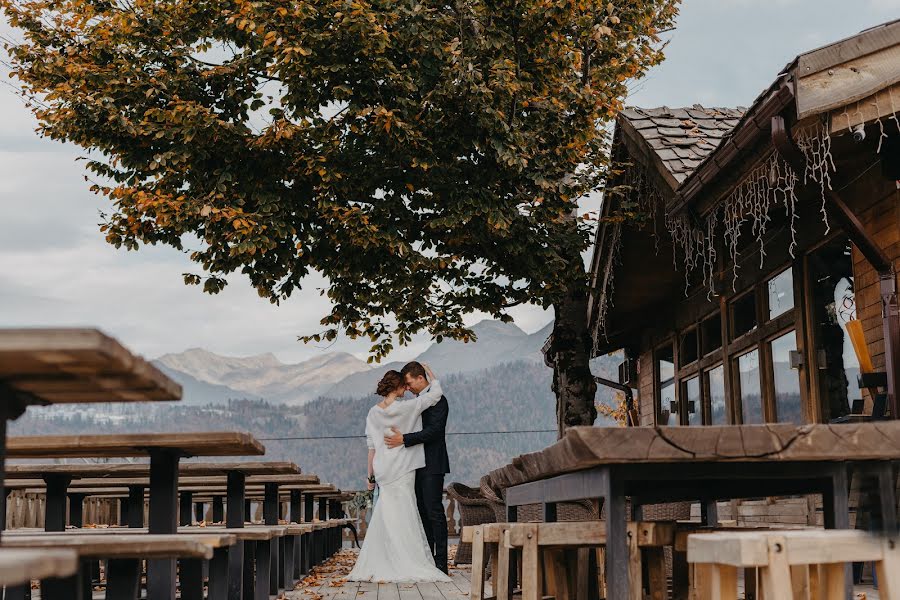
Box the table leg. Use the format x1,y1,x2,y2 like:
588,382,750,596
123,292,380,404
213,495,225,523
42,571,84,600
194,501,205,524
119,497,129,526
264,482,281,594
318,497,327,521
876,462,899,538
700,499,719,526
228,541,244,600
823,464,852,600
147,448,181,600
209,546,230,599
282,536,293,589
305,494,315,522
601,470,629,600
180,558,205,600
42,474,72,532
68,492,86,527
243,541,256,599
106,558,141,600
5,584,28,600
180,490,194,526
270,538,280,595
127,485,144,528
255,539,272,600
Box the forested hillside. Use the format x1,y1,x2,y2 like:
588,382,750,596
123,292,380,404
12,360,617,488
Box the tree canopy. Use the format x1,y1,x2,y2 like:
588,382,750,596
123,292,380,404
4,0,676,364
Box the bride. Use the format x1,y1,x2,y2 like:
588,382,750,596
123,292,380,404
348,364,451,583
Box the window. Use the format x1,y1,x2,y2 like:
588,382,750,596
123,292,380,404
737,350,763,424
771,331,802,423
731,292,757,339
707,365,727,425
680,329,699,365
767,268,795,319
684,376,702,425
701,313,722,355
656,345,677,426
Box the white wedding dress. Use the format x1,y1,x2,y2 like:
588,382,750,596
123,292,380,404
348,380,452,583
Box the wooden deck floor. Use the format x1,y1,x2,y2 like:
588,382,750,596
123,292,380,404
287,547,880,600
286,548,480,600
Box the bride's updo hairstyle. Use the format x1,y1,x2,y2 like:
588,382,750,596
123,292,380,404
376,370,404,397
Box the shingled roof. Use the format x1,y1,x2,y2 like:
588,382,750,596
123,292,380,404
618,105,745,188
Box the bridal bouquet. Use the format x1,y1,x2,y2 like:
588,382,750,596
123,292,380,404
348,489,375,513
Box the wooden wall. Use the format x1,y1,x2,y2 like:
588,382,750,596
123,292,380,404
850,186,900,384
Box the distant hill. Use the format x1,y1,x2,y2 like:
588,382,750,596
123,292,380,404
322,320,553,399
155,348,370,405
12,359,619,489
154,319,555,405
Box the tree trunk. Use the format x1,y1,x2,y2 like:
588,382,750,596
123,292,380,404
551,281,598,439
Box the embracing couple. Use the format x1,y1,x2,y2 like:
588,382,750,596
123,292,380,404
348,361,451,583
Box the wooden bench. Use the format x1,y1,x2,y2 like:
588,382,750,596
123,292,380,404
1,532,235,600
0,548,79,598
687,529,900,600
467,521,674,600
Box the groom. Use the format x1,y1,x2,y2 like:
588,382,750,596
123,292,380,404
384,360,450,574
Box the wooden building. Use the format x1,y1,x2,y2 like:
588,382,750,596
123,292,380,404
589,20,900,440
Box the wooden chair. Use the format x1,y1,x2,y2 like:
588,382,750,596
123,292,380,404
687,529,900,600
488,520,674,600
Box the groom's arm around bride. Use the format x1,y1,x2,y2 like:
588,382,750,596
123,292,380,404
384,361,450,574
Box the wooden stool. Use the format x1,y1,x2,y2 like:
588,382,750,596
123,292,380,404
463,523,513,600
687,529,900,600
498,521,674,600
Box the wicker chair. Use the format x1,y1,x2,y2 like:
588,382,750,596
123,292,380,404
478,476,599,522
446,482,496,565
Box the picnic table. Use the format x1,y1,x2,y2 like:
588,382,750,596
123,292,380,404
490,423,900,600
7,432,264,599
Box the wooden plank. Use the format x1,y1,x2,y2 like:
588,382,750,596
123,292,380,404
830,82,900,134
6,432,265,458
0,533,229,559
416,582,447,600
0,548,79,586
487,423,900,491
0,328,181,403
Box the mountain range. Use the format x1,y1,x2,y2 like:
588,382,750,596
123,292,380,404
154,320,554,405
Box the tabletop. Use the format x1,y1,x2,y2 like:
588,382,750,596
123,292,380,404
0,328,181,404
6,432,266,459
4,461,301,480
0,548,78,586
487,423,900,491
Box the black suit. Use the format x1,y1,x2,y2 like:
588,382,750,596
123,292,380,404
403,394,449,573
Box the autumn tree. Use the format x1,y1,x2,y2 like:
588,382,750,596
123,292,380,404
3,0,677,434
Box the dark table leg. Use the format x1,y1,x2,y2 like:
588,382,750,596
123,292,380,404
304,494,315,523
264,482,281,595
875,462,899,537
822,464,852,600
42,570,84,600
243,541,256,600
127,485,144,528
226,471,246,600
5,584,28,600
179,558,205,600
106,558,141,600
213,495,225,523
700,499,719,526
318,497,327,521
119,497,129,526
208,546,230,599
255,539,272,600
42,474,72,532
283,536,294,588
180,490,194,526
601,468,629,600
68,492,86,528
146,448,181,600
194,501,205,524
245,499,252,523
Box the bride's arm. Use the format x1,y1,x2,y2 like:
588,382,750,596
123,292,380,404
412,365,443,414
365,418,376,490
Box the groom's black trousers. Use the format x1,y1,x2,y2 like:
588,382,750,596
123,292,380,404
415,469,448,573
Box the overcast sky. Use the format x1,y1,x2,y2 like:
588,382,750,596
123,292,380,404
1,0,898,364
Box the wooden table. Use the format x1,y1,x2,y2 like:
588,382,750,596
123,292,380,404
0,547,79,597
490,423,900,600
2,532,235,600
0,329,181,541
8,432,264,599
